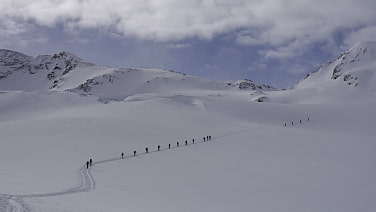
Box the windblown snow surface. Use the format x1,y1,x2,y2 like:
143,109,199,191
0,42,375,212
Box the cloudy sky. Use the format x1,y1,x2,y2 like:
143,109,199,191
1,0,376,88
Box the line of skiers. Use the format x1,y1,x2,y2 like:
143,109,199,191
84,117,311,170
284,117,310,127
86,135,213,168
119,135,212,158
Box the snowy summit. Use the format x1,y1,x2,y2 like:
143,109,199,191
298,41,376,91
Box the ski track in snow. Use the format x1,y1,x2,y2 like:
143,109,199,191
0,126,268,212
0,165,97,211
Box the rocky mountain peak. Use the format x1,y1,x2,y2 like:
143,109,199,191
297,41,376,91
227,79,276,91
0,50,92,91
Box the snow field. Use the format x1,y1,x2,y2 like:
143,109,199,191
1,90,375,211
32,124,376,212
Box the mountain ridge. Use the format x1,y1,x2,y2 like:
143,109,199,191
0,49,276,102
1,41,375,104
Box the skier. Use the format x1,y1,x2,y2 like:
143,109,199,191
133,150,137,156
86,161,89,169
121,152,124,159
158,145,161,151
146,147,149,153
89,159,93,166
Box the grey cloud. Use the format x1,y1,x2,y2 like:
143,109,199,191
1,0,376,59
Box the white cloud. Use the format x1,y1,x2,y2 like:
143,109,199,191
1,0,376,58
343,25,376,48
168,43,192,49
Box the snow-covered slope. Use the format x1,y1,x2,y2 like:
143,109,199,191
297,41,376,91
0,82,375,212
67,68,233,102
263,41,376,104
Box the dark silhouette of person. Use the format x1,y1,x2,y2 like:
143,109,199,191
308,117,310,121
89,159,93,166
192,139,195,144
169,143,171,149
284,123,287,127
300,120,302,123
146,147,148,153
292,121,294,125
177,141,179,147
121,152,124,159
158,145,161,151
203,137,206,142
86,161,89,169
209,136,211,140
134,150,137,156
185,140,188,145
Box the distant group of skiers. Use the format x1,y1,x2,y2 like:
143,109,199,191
284,117,310,127
203,135,212,141
86,158,93,169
